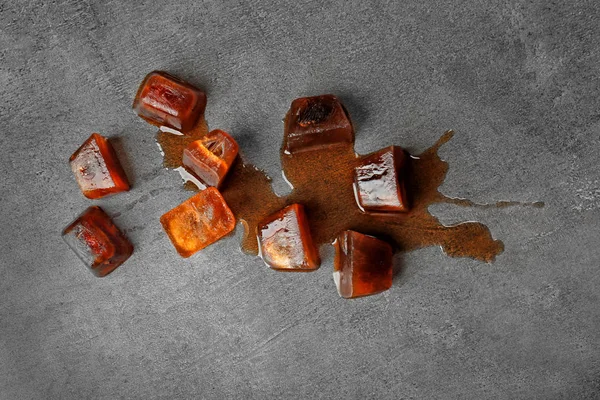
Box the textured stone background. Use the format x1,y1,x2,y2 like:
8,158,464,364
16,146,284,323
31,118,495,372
1,1,599,399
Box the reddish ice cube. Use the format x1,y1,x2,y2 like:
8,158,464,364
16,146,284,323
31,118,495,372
257,204,320,271
182,129,239,188
62,206,133,277
160,188,236,258
333,230,393,298
132,71,207,133
69,133,130,199
353,146,409,213
283,94,353,154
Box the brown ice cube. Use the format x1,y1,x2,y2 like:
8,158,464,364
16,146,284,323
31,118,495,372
283,94,353,154
132,71,207,133
160,188,235,258
62,206,133,277
69,133,130,199
333,230,393,298
182,129,239,188
257,204,320,271
353,146,409,213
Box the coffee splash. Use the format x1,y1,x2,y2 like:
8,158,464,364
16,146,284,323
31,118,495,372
156,118,542,263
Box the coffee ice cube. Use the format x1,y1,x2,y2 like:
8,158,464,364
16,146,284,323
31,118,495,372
182,129,239,188
257,204,320,271
283,94,353,154
133,71,207,133
353,146,409,212
160,188,235,258
69,133,130,199
62,206,133,277
333,230,393,299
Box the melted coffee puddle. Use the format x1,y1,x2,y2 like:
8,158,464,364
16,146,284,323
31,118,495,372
157,119,542,263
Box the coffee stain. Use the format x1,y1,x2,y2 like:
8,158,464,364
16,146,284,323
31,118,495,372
156,118,542,263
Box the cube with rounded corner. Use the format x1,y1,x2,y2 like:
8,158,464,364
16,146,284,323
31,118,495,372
283,94,353,154
257,204,320,271
69,133,130,199
62,206,133,277
160,188,236,257
333,230,393,298
182,129,239,188
133,71,207,133
354,146,409,213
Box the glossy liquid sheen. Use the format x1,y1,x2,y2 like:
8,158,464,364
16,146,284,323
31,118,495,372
157,119,543,263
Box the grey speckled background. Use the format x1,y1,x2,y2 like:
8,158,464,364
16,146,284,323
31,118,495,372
1,1,599,399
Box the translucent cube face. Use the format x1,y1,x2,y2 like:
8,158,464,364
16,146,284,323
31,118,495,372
160,188,236,258
62,206,133,277
333,230,393,299
182,129,239,188
257,204,320,271
353,146,409,213
132,71,207,133
283,94,353,154
69,133,130,199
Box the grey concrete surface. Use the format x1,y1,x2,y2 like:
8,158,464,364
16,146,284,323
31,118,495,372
1,0,599,399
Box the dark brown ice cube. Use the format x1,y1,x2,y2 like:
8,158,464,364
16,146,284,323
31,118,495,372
257,204,320,271
354,146,409,213
283,95,353,154
333,230,393,298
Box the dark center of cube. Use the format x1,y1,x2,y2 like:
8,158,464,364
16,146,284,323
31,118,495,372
297,100,334,127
